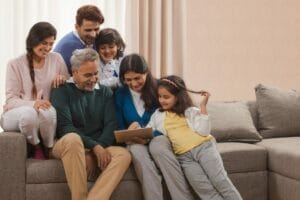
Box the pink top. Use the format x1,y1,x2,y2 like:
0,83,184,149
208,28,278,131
3,52,69,112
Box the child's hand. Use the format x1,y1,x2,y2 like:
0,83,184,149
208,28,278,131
199,90,210,106
199,90,210,115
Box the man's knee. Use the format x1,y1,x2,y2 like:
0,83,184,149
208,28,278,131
119,147,132,163
110,146,132,164
60,133,84,152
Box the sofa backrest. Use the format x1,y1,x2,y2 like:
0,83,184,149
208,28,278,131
254,84,300,138
207,101,262,143
245,101,259,130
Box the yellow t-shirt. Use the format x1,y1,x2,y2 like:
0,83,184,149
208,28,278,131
164,111,213,155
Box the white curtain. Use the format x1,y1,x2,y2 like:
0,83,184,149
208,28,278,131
0,0,187,132
124,0,187,78
0,0,126,116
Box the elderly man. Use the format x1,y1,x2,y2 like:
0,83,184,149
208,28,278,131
54,5,104,74
50,48,131,200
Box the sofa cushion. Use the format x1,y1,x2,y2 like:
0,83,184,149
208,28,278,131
217,142,267,173
255,84,300,138
257,137,300,180
268,172,300,200
246,101,259,129
26,159,138,184
208,102,262,143
26,159,66,184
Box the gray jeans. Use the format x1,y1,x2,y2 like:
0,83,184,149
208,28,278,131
128,143,163,200
177,140,242,200
128,135,195,200
150,136,195,200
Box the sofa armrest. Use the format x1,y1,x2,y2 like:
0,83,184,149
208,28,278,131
0,132,26,200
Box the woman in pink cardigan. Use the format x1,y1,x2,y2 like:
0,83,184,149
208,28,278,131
0,22,69,159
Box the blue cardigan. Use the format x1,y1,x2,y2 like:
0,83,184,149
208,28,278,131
115,86,157,129
54,32,95,74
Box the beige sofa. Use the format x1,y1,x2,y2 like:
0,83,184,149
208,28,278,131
0,84,299,200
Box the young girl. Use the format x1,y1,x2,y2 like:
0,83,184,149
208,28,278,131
115,55,194,200
147,75,242,200
95,28,126,88
1,22,69,159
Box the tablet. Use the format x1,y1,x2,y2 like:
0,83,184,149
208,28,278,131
114,127,153,143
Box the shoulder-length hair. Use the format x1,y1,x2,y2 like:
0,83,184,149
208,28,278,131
95,28,126,60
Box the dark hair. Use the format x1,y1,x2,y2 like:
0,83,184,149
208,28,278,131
158,75,194,115
95,28,126,60
26,22,57,98
76,5,104,25
119,54,159,111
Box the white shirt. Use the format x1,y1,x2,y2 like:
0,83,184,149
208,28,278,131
73,31,93,48
146,107,211,136
99,57,123,88
129,89,145,117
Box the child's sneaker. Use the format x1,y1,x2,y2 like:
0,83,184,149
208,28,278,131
34,147,46,160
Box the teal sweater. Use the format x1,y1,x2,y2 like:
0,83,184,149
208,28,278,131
51,83,117,149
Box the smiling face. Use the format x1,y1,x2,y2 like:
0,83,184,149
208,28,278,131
124,71,147,92
76,19,100,45
32,36,55,59
73,60,99,91
98,43,118,63
158,86,177,111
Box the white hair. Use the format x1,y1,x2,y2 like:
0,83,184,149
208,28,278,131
70,48,100,70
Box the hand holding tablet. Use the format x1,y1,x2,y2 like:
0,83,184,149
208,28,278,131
114,127,153,143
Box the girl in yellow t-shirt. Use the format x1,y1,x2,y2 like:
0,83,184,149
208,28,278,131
147,75,242,200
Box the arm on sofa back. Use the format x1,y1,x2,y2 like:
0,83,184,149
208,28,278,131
0,132,27,200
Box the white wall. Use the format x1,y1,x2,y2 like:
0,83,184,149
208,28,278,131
185,0,300,101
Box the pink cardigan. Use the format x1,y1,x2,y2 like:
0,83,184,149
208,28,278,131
3,52,69,112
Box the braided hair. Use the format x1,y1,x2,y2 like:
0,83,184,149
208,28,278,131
25,22,56,98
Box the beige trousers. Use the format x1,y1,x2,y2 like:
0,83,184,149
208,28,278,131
52,133,131,200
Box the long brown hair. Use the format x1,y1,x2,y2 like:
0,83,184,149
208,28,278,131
26,22,56,98
158,75,196,115
119,54,159,111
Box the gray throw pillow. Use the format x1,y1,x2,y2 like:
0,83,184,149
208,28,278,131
208,102,262,143
255,84,300,138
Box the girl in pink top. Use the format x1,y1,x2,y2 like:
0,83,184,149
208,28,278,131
0,22,69,159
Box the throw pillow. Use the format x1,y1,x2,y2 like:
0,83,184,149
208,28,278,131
208,101,262,143
255,84,300,138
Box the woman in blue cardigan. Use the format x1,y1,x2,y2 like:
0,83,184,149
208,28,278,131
114,54,194,200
